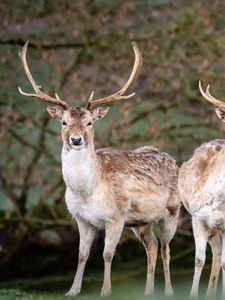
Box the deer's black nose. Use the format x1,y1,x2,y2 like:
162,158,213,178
70,136,82,146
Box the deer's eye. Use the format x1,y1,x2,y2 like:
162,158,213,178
87,122,92,126
62,121,67,126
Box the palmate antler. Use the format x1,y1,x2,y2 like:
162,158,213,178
18,41,68,109
86,41,142,110
199,80,225,108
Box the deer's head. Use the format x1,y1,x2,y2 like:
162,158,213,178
18,42,142,150
199,81,225,123
47,105,109,150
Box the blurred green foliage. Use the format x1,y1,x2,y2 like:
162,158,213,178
0,0,225,291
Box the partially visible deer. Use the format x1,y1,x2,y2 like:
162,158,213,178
18,41,180,297
179,81,225,299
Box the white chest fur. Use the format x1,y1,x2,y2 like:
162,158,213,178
61,148,97,196
61,148,114,228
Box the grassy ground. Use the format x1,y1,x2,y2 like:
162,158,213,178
0,267,214,300
0,277,192,300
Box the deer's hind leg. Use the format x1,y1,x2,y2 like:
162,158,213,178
206,231,221,298
221,230,225,298
190,217,209,299
157,223,175,297
157,205,180,297
132,225,158,295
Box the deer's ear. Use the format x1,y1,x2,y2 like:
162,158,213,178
92,107,109,122
215,107,225,122
47,105,64,120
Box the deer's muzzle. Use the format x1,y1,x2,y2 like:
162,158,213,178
70,135,83,146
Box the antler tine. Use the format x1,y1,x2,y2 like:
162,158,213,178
88,91,95,102
86,41,142,110
18,41,68,109
199,80,225,108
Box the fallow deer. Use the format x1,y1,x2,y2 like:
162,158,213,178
179,81,225,299
18,41,180,297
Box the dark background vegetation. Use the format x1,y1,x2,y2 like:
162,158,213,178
1,0,225,298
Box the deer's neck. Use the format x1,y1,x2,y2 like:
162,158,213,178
61,146,100,198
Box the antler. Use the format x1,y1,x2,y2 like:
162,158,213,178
199,80,225,108
86,41,142,110
18,41,68,109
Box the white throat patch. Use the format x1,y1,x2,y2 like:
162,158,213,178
61,147,98,198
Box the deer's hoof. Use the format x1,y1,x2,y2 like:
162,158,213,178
165,287,173,297
101,288,111,297
65,288,80,297
144,290,154,296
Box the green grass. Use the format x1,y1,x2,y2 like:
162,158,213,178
0,271,214,300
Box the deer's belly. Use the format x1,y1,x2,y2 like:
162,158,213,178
124,185,169,224
65,188,114,229
126,198,166,225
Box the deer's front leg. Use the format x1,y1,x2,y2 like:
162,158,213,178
66,217,96,296
101,219,124,296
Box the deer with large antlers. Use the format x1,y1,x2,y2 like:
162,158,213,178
179,81,225,299
18,41,180,297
